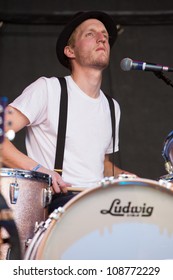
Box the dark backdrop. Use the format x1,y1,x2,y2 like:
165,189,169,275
1,1,173,180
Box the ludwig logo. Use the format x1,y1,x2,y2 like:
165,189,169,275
100,199,153,217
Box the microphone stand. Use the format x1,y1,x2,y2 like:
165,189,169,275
153,71,173,88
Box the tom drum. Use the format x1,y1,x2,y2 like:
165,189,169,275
0,168,52,259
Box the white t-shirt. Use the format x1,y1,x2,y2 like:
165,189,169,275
10,76,120,187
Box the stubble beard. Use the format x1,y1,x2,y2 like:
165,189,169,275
81,54,109,70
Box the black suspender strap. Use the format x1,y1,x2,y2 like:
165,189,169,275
54,77,116,176
104,94,116,176
54,77,68,173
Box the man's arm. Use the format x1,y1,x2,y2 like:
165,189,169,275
3,105,32,168
2,105,68,193
104,154,136,177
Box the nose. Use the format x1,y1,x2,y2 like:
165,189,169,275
96,32,106,43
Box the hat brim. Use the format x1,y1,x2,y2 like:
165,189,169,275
56,11,117,68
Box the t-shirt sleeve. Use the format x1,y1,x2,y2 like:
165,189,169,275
10,77,48,125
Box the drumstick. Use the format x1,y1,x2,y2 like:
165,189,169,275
54,169,86,192
67,186,87,192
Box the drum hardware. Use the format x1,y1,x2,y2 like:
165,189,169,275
25,221,40,249
158,177,173,189
117,173,137,179
44,207,65,224
43,187,53,208
44,208,65,225
34,221,39,233
9,182,19,204
24,207,65,260
158,173,173,188
25,238,32,248
159,173,173,181
54,206,65,215
164,161,173,174
99,176,114,187
24,219,53,260
100,174,137,187
8,173,52,208
24,210,60,259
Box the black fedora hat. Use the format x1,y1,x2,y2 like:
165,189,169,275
56,11,118,68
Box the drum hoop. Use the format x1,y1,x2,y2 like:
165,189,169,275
0,168,51,184
63,177,173,211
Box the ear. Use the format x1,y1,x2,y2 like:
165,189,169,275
64,46,75,59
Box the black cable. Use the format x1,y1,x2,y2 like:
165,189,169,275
153,71,173,88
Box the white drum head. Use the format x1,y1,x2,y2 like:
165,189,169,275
28,178,173,260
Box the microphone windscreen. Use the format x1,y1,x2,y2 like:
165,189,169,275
120,58,132,71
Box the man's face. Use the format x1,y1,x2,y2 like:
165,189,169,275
69,19,110,70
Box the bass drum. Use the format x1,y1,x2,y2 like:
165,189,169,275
0,168,52,259
25,177,173,260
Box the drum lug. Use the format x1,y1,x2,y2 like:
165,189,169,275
118,173,136,180
9,183,19,204
34,221,39,233
25,238,32,248
100,176,115,186
159,178,173,189
47,207,65,221
42,188,52,208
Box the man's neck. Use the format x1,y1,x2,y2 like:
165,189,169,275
71,67,103,98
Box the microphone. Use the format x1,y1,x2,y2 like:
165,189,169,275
120,57,173,72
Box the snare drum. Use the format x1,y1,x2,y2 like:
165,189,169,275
0,168,52,259
25,177,173,260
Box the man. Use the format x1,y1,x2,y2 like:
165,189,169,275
3,11,132,212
